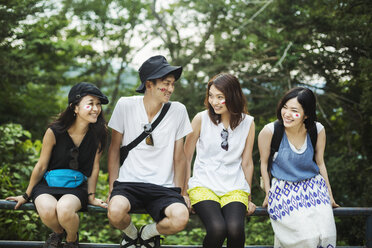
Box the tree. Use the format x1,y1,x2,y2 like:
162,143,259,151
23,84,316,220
61,0,150,115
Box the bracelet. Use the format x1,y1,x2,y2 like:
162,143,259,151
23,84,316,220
22,193,30,202
88,192,95,196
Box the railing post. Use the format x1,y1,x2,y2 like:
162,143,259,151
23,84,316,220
367,214,372,248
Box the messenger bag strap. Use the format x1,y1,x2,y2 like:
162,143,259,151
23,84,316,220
125,102,171,151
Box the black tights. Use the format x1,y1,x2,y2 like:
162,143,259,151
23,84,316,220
193,200,247,248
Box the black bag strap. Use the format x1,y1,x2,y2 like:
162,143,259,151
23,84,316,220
267,120,284,180
124,102,171,152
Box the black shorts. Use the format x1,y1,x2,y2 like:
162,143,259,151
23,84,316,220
110,181,186,222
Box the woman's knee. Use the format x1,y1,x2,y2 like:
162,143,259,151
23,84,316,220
55,195,81,221
34,196,58,220
37,205,58,221
226,221,245,239
206,220,227,239
56,203,78,222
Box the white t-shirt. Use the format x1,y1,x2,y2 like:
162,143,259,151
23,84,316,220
188,110,254,195
108,96,192,187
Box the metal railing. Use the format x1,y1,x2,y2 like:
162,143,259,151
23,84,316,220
1,199,371,248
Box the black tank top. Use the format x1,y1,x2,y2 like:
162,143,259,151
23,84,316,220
47,126,98,177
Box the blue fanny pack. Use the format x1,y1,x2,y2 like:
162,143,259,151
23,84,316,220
43,169,87,188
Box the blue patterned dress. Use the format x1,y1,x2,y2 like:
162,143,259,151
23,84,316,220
268,130,336,248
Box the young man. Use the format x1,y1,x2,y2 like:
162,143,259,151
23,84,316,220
107,55,192,248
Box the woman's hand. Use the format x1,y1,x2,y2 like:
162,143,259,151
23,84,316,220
246,201,256,216
89,197,108,208
6,195,28,210
330,198,340,208
262,194,269,208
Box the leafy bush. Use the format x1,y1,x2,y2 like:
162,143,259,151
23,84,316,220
0,123,46,240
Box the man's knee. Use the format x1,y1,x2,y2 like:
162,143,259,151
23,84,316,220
165,203,189,232
108,196,131,224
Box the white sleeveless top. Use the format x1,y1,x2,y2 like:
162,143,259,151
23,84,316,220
188,110,254,195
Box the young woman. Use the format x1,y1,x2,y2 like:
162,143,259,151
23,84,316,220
258,87,338,248
6,82,109,248
184,73,256,248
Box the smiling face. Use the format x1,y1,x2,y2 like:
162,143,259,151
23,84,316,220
208,85,228,115
147,74,176,103
281,97,306,128
74,95,102,124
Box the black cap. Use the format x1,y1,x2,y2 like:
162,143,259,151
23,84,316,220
68,83,109,105
136,55,183,93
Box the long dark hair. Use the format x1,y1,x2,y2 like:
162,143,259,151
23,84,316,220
49,99,108,152
276,87,317,130
204,73,248,130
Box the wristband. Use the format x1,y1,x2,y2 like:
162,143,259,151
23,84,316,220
22,193,30,202
88,192,95,196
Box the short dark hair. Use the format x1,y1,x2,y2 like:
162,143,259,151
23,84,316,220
147,72,176,90
276,87,317,130
204,73,248,130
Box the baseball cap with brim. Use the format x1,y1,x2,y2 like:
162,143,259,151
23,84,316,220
68,82,109,105
136,55,183,93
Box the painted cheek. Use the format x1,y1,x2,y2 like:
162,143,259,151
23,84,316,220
84,105,92,111
220,100,226,105
292,113,301,119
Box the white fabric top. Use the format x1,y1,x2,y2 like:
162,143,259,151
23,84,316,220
108,96,192,187
188,110,254,195
266,122,324,159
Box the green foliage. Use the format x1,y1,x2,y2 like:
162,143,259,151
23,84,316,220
245,217,274,245
0,123,46,240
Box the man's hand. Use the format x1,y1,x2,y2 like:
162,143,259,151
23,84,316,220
183,195,191,211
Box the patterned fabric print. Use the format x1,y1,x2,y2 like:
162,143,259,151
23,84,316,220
268,175,331,221
188,187,220,205
269,174,336,248
188,187,249,208
220,189,249,208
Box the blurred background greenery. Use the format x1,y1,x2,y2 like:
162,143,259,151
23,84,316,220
1,0,371,246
